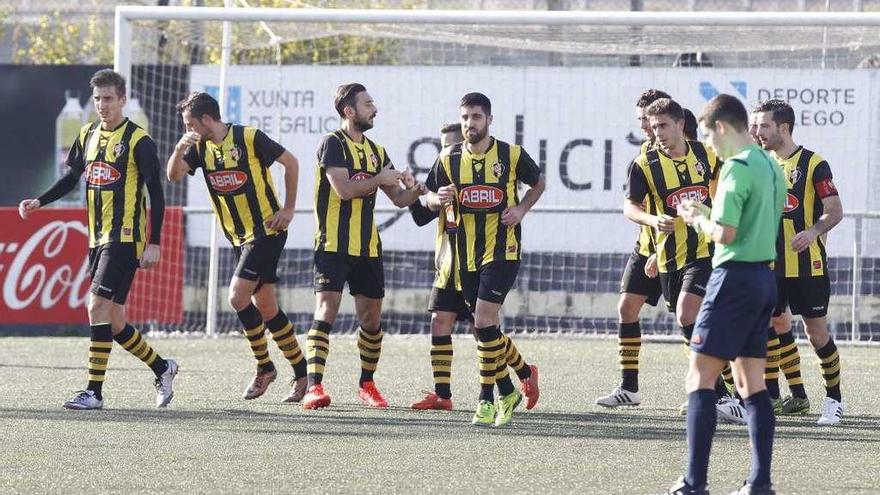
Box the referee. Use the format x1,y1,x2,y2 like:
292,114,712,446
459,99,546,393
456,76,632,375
665,94,785,495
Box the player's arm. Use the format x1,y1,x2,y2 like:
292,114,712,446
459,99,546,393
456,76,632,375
623,159,674,233
424,156,452,211
136,137,165,269
379,155,421,208
253,130,298,231
680,159,748,246
500,149,545,226
791,163,842,253
327,164,401,200
409,200,439,227
166,131,201,182
20,136,86,219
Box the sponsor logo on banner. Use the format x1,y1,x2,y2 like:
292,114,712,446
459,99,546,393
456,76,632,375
208,170,248,193
699,81,748,100
665,185,709,209
784,193,800,213
85,162,121,186
460,185,504,209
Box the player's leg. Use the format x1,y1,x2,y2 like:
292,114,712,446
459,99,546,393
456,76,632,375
253,284,308,403
772,279,809,415
412,286,458,410
229,273,276,400
461,267,502,425
349,254,388,408
731,357,776,493
63,288,114,410
500,331,540,410
797,274,842,424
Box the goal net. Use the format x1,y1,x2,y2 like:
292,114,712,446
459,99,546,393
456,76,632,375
117,7,880,341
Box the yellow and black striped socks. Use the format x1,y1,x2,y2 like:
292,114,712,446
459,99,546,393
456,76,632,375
114,324,168,377
266,310,306,379
721,363,736,396
476,325,504,402
619,322,641,392
357,326,384,385
87,323,113,399
765,329,782,399
777,331,807,398
816,337,842,401
237,304,273,372
431,335,453,399
502,333,532,381
306,319,332,385
495,332,515,397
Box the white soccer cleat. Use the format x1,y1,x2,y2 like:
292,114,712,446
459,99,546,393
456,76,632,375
154,359,179,408
63,390,104,410
595,386,641,407
716,396,748,425
817,397,844,426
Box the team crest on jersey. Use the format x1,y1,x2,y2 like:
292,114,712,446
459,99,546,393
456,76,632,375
694,161,706,177
492,161,505,176
113,142,126,158
790,168,802,185
371,153,379,167
230,146,242,161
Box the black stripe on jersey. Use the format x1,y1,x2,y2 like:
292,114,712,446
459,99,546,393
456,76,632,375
686,143,712,262
337,197,352,255
109,123,137,238
360,139,378,253
493,142,513,259
217,147,247,241
234,126,268,241
646,149,677,270
792,150,812,276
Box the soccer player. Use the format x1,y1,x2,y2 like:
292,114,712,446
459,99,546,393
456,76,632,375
19,69,178,410
303,83,422,410
426,92,546,427
409,123,540,411
596,89,669,408
754,99,845,425
167,92,307,402
666,93,785,495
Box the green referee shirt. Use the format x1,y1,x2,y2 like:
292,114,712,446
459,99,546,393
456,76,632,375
711,144,786,267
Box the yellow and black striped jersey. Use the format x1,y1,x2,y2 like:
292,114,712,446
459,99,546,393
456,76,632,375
426,138,542,272
634,139,656,257
66,119,161,253
774,146,838,278
184,125,285,247
314,129,392,257
626,140,722,273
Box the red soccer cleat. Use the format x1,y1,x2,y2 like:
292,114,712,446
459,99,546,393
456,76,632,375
521,364,540,410
410,391,453,411
302,384,332,410
358,381,389,408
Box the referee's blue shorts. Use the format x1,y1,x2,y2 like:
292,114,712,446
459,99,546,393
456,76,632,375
690,261,777,361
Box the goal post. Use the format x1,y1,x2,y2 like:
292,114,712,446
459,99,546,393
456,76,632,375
114,6,880,341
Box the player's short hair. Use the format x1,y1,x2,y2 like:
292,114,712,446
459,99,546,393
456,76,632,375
440,122,462,135
90,69,126,98
460,92,492,115
754,98,796,133
683,108,698,140
699,94,748,132
636,89,671,108
334,83,367,118
176,92,222,121
644,98,684,122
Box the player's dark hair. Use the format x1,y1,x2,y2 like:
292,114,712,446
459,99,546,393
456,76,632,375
644,98,684,122
683,108,698,140
636,89,671,108
460,92,492,115
754,98,796,134
90,69,126,98
176,91,222,121
440,122,462,135
700,94,749,132
334,83,367,118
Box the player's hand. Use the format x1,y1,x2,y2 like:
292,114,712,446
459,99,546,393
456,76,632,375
376,163,401,187
437,185,458,205
676,199,710,227
400,168,417,189
501,205,526,226
18,198,40,219
176,131,201,153
140,244,161,270
416,183,429,195
654,214,676,233
791,229,818,253
644,253,659,279
265,207,294,230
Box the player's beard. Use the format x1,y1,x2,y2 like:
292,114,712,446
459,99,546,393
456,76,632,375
465,126,487,144
354,112,375,132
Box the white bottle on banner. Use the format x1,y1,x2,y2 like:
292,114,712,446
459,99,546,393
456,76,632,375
55,90,84,205
125,97,149,133
81,96,98,127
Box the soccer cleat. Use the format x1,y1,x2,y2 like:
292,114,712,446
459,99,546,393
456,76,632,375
662,476,710,495
243,367,277,400
817,397,844,426
595,386,642,408
282,375,308,403
494,389,523,427
770,397,783,415
358,381,388,408
63,390,103,410
779,395,810,416
716,396,748,425
521,364,541,410
728,481,776,495
410,391,453,411
302,384,332,410
471,400,496,426
154,359,179,408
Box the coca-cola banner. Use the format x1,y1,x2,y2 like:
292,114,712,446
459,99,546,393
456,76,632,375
0,207,184,324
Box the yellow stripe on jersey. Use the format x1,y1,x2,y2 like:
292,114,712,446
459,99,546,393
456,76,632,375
635,139,656,257
433,205,462,291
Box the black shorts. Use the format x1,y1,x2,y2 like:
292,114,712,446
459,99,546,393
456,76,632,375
88,242,139,305
428,286,473,322
314,250,385,299
619,250,662,307
233,231,287,286
460,260,520,313
773,275,830,318
659,260,712,313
